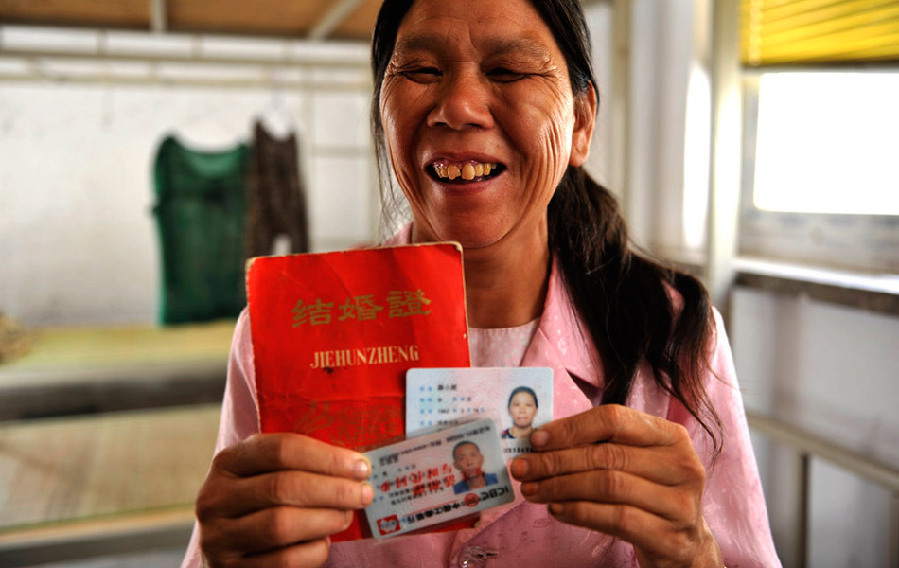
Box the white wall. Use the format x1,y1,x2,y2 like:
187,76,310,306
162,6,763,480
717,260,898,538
0,74,374,326
583,2,613,189
0,10,620,329
555,0,702,252
626,0,701,252
733,287,899,567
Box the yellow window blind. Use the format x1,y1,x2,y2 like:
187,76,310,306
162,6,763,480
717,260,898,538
741,0,899,65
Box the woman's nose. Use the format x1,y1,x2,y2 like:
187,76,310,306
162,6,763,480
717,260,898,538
427,70,494,131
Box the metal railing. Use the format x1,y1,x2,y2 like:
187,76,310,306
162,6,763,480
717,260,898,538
747,411,899,568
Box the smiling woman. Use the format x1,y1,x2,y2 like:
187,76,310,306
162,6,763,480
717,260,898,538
183,1,781,567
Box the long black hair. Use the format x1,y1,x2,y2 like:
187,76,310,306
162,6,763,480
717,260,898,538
370,0,721,451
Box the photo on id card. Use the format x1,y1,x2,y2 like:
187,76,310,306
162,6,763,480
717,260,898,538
363,417,513,539
406,367,553,457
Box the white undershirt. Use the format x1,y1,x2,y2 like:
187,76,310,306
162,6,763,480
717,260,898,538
467,319,539,367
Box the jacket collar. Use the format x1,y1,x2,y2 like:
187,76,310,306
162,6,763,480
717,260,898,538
385,224,603,388
521,257,603,388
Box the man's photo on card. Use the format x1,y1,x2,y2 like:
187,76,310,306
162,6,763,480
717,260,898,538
363,418,513,539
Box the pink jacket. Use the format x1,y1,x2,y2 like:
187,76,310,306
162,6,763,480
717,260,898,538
182,253,780,567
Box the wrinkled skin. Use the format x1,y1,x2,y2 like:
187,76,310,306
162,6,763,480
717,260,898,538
512,405,723,568
195,434,373,567
378,0,594,249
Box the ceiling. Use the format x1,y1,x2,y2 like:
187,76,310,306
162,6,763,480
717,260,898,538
0,0,382,41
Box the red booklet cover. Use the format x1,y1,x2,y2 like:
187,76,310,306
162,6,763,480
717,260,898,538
246,242,471,541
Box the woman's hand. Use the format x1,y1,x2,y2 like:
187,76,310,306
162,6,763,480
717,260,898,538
195,433,373,567
510,404,722,568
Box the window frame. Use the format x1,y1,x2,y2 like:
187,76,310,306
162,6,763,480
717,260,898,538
737,68,899,274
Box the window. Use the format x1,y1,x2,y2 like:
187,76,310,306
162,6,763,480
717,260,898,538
739,71,899,273
751,72,899,216
737,0,899,273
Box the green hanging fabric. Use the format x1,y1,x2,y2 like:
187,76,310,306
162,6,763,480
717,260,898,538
152,135,250,325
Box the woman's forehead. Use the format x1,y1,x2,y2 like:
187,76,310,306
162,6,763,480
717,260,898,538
396,33,554,64
395,0,560,61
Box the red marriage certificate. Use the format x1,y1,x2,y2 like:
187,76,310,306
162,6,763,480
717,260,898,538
246,242,471,541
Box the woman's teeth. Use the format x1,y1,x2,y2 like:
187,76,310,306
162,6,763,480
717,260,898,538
433,161,498,181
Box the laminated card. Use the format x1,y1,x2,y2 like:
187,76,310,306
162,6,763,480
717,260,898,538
246,243,471,541
364,418,513,539
407,367,553,459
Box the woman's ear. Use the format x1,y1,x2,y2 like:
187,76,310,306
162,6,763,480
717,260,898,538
569,83,598,168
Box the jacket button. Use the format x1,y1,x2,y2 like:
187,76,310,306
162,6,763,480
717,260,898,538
458,545,499,567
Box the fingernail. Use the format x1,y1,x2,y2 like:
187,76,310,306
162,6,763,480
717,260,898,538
344,509,354,526
510,458,528,478
548,503,563,516
531,430,549,447
352,458,371,479
520,482,537,496
361,482,374,506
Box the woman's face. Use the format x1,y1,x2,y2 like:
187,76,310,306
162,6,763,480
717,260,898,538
379,0,595,248
508,391,538,428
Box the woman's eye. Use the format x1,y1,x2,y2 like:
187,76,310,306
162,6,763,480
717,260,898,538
488,68,528,82
399,67,441,81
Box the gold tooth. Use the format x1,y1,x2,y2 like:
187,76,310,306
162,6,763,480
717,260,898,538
474,163,484,177
462,164,475,180
448,165,461,180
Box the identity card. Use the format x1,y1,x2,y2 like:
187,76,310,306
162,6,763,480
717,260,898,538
363,417,513,539
406,367,553,457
